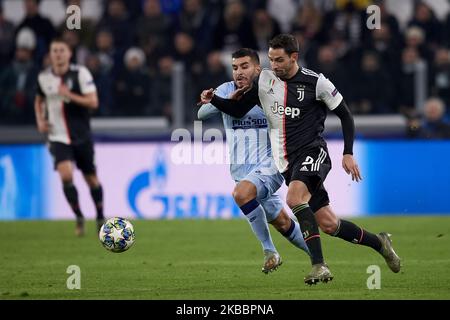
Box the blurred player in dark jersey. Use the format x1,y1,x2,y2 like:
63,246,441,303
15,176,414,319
34,38,104,236
201,34,401,285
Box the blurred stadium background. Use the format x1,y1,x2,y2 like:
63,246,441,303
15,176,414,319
1,0,450,301
1,0,450,220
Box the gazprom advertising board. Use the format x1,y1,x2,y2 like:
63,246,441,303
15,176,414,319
1,140,449,220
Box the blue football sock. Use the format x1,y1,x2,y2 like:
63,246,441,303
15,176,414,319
240,199,277,253
282,218,311,256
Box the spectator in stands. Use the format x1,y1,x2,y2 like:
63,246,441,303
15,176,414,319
321,1,366,48
136,0,172,57
314,45,353,107
213,0,257,52
0,28,39,124
429,48,450,109
398,47,422,117
195,51,230,109
16,0,55,66
444,10,450,47
408,1,442,49
404,26,433,65
291,1,324,43
152,56,174,120
355,51,395,114
114,48,152,116
407,98,450,139
0,5,15,70
97,0,134,52
291,27,320,69
252,9,281,52
85,53,113,116
372,0,401,44
61,29,89,65
266,0,297,33
172,32,203,76
93,29,119,75
363,23,401,75
172,0,213,54
172,32,200,123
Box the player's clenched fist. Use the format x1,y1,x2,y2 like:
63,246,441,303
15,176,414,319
200,88,214,104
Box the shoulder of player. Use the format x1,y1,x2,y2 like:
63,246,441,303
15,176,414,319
70,64,92,76
298,67,322,85
214,81,235,98
258,68,278,88
38,67,53,84
259,68,275,81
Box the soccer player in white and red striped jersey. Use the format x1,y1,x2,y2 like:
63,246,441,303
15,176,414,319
34,38,104,236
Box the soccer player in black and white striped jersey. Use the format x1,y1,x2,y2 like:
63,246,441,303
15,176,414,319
34,38,105,236
201,34,401,285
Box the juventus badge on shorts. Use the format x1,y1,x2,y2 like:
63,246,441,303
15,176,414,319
297,85,305,102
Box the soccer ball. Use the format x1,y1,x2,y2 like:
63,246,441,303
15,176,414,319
99,217,135,253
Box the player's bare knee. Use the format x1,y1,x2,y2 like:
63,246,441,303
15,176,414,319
233,181,256,206
286,195,309,209
84,174,99,188
320,222,338,235
286,185,310,208
315,206,339,235
317,216,339,234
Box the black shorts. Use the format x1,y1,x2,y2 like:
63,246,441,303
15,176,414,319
309,184,330,213
282,146,332,193
49,141,96,175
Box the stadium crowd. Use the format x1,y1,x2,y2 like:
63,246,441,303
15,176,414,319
0,0,450,137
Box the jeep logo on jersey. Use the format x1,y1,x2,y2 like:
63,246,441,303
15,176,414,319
297,85,305,102
270,102,300,118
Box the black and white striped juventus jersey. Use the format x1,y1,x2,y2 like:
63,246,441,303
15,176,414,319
37,64,97,145
258,67,342,172
211,67,343,173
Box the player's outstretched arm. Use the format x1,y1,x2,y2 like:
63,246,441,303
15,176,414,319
210,86,259,118
332,100,362,182
198,103,221,120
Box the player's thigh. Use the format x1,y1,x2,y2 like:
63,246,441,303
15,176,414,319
286,180,311,207
49,142,74,181
56,160,74,182
243,167,283,201
284,147,331,207
73,141,96,176
260,194,284,222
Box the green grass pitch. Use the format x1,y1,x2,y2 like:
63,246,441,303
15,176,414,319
1,216,449,300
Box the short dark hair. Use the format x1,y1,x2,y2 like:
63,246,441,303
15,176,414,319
231,48,260,64
268,34,299,55
50,37,72,50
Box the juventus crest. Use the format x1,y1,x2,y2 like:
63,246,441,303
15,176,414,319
297,85,305,102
